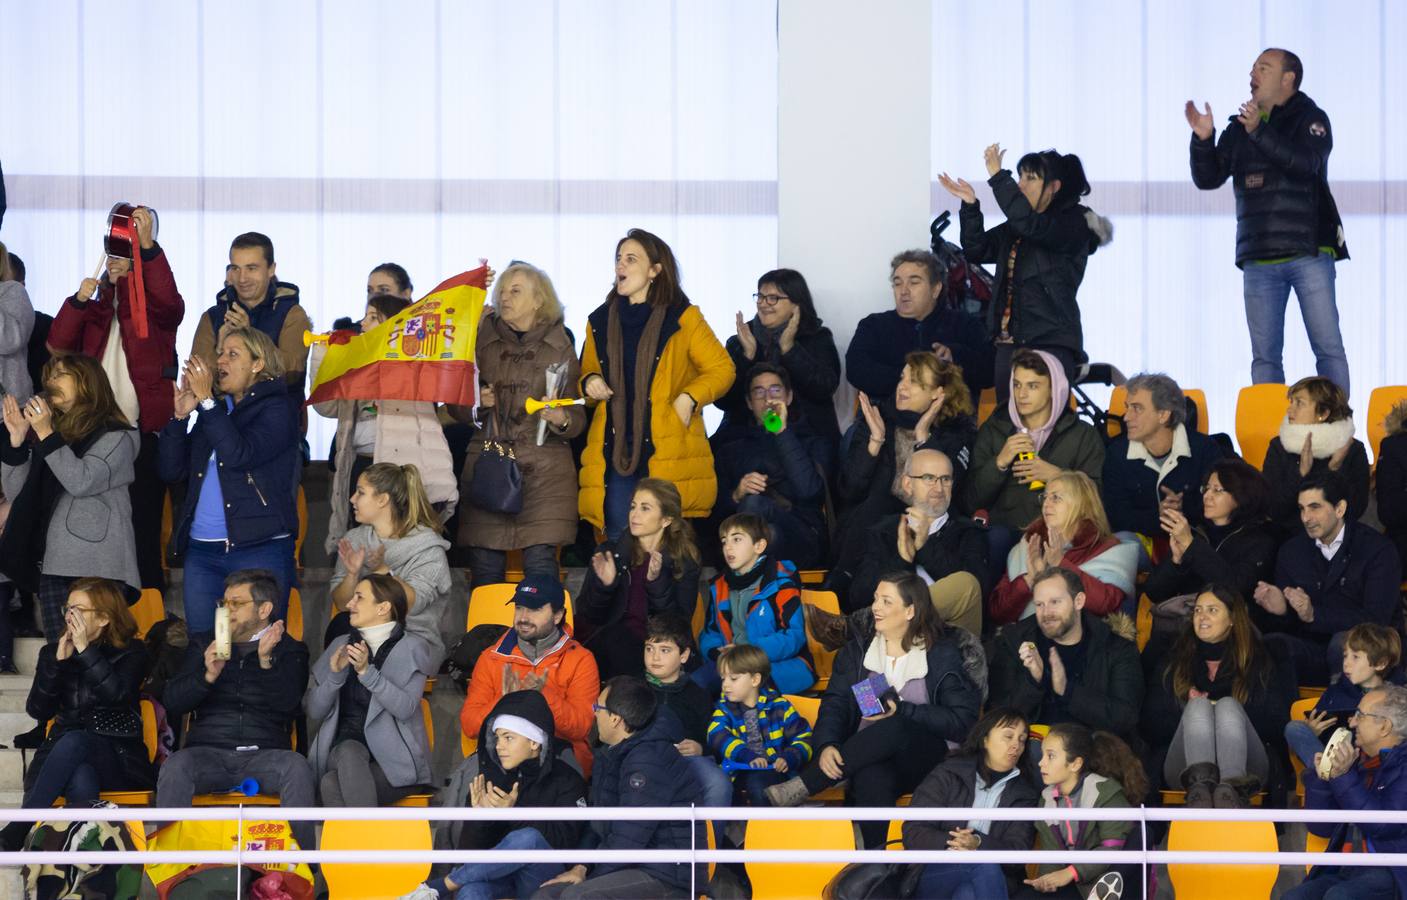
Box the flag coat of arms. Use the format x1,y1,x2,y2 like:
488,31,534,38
306,266,489,408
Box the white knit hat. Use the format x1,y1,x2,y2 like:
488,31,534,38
490,714,548,749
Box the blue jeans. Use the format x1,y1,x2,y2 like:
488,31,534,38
685,755,735,809
603,472,641,542
1242,251,1348,393
468,543,560,591
1284,864,1396,900
24,730,126,809
447,827,563,900
916,860,1010,899
1286,719,1327,772
182,536,296,633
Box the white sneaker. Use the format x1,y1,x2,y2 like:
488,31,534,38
1091,871,1123,899
397,885,440,900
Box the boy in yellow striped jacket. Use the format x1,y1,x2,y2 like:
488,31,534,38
706,645,813,805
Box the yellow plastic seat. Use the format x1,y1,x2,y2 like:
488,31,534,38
159,490,173,571
392,699,438,807
797,569,827,585
321,818,431,899
465,583,574,632
294,485,308,563
1167,820,1278,899
132,589,167,638
745,816,855,900
286,587,304,642
783,694,845,803
1135,594,1153,652
1304,830,1330,870
691,590,706,642
1235,384,1289,469
977,387,998,424
1108,385,1211,438
1367,386,1407,463
801,589,841,692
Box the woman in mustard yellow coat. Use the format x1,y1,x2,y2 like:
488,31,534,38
579,229,735,539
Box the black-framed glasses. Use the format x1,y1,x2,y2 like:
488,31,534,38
749,385,787,400
592,703,616,716
909,473,953,488
752,292,788,307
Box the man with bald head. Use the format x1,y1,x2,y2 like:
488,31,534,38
847,448,987,633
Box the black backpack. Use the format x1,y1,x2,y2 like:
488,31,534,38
445,624,510,691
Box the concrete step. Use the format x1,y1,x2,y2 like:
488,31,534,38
0,750,27,792
0,715,36,748
9,639,43,675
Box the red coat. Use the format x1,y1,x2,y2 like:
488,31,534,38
47,247,184,433
989,520,1129,625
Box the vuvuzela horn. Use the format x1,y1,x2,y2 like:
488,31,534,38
303,330,329,347
525,397,587,414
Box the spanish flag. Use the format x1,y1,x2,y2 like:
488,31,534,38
306,265,489,408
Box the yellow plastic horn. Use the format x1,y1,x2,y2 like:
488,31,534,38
303,330,329,348
525,397,586,414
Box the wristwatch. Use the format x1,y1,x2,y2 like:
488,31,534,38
199,397,216,412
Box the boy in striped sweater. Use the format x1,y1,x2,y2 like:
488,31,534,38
707,645,814,805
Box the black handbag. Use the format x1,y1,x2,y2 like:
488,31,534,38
823,859,920,900
469,408,524,515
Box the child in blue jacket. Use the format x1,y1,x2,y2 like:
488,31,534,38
707,645,813,805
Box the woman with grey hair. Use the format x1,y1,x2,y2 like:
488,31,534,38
449,263,586,588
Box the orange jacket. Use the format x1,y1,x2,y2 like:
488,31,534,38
460,628,600,774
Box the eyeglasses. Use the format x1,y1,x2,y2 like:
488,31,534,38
219,598,256,610
1351,708,1388,724
752,292,789,307
62,606,94,616
1201,484,1229,495
909,473,953,488
749,385,787,400
592,703,616,716
1039,492,1066,505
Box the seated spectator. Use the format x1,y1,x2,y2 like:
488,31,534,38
156,570,314,850
306,575,435,806
1378,401,1407,569
1,354,141,639
1262,377,1370,536
642,615,732,810
1287,623,1402,772
845,449,988,632
706,645,813,805
534,676,703,899
765,573,980,848
412,691,587,899
576,478,701,681
316,291,458,556
963,349,1104,583
989,568,1143,743
1102,373,1223,549
1254,473,1402,685
1144,458,1277,607
1141,586,1295,806
462,576,599,774
1289,684,1407,900
1014,723,1145,900
328,462,452,665
695,513,813,694
717,268,842,443
0,579,153,851
846,249,991,400
46,206,182,591
904,707,1040,900
989,470,1138,625
834,353,977,576
159,327,299,632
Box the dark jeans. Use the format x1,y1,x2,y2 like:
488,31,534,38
532,868,689,899
131,432,167,589
468,543,559,592
1284,865,1397,900
799,715,946,847
916,861,1009,899
183,536,296,633
23,730,126,809
603,471,641,542
736,494,823,568
733,767,784,806
994,343,1078,405
319,740,421,807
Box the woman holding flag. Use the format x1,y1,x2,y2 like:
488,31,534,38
579,229,735,540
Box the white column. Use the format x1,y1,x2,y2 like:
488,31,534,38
777,0,933,427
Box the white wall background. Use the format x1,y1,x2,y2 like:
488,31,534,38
2,0,1401,454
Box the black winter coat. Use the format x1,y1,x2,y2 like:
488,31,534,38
960,169,1106,362
165,633,309,751
1265,522,1403,644
584,712,704,891
712,415,833,532
1190,91,1347,267
846,308,992,398
848,512,988,614
1101,429,1224,537
25,641,155,793
1261,436,1370,537
839,402,977,510
463,690,587,852
1143,519,1278,603
988,613,1143,740
903,754,1038,853
1378,430,1407,568
812,621,980,753
574,536,701,641
717,319,842,442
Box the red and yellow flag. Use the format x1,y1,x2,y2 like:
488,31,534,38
306,266,489,408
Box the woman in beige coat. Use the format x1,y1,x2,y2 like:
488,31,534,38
449,263,586,589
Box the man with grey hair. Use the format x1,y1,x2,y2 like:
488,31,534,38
1292,684,1407,898
1102,372,1223,541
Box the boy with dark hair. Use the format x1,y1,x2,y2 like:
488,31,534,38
1286,622,1404,770
695,514,814,694
643,614,732,808
707,645,813,805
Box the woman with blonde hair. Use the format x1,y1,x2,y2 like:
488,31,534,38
1,354,140,640
449,262,586,589
159,326,300,632
329,462,451,665
0,578,154,850
989,470,1139,625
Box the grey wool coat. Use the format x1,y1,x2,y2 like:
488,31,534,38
306,628,436,789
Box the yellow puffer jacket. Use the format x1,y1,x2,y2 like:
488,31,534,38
578,300,735,527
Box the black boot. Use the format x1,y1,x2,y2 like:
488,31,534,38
0,820,31,852
1217,774,1262,808
1180,762,1220,808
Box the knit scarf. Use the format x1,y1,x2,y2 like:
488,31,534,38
607,298,668,476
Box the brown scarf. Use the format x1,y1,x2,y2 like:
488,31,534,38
607,297,669,475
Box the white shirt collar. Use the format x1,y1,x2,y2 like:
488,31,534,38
927,512,950,536
1316,523,1347,560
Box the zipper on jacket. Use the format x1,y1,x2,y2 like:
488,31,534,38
247,473,269,506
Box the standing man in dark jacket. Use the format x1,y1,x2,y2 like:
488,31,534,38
712,363,832,567
155,570,314,849
537,676,703,899
846,249,991,399
988,568,1143,741
48,207,183,589
1188,48,1350,393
